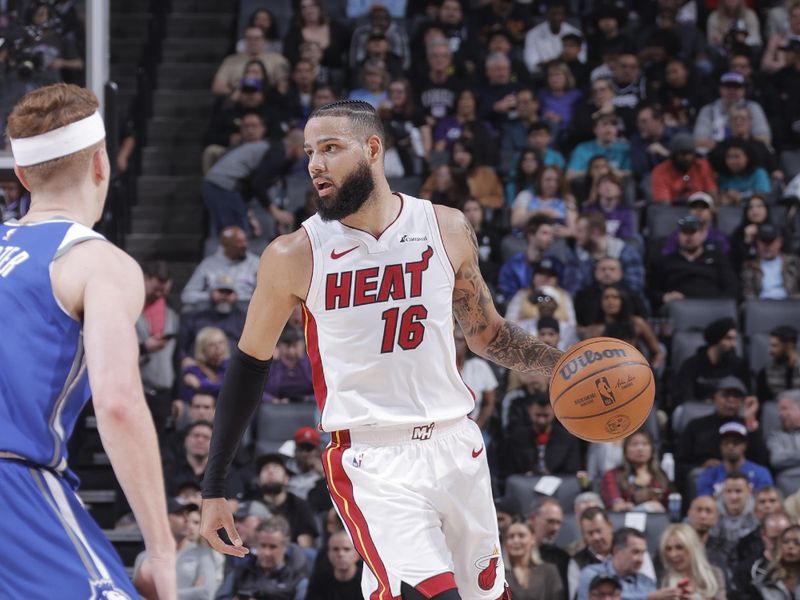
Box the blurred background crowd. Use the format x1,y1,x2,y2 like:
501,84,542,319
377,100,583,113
3,0,800,598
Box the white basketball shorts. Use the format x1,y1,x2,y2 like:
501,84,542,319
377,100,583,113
322,416,506,600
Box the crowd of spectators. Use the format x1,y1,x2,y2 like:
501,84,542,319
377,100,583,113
5,0,800,598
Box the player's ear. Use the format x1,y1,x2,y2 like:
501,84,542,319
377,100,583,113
92,146,109,183
13,166,31,192
366,135,382,163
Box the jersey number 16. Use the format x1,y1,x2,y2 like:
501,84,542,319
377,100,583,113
380,305,428,353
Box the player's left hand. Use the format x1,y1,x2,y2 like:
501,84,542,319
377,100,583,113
200,497,250,557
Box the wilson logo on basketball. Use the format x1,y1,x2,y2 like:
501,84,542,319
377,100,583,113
559,348,628,381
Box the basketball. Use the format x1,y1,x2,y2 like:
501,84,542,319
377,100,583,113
549,337,655,443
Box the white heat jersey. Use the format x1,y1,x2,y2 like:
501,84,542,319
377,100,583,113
301,193,474,432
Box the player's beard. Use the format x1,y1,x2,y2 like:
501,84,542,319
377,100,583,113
315,159,375,222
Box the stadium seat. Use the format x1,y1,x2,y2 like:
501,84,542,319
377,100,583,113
645,205,687,240
748,333,771,374
742,300,800,336
761,400,781,439
716,205,742,236
667,299,738,333
255,403,318,456
554,516,581,549
777,467,800,498
670,331,705,370
388,176,423,196
504,474,582,516
608,511,670,557
671,401,715,436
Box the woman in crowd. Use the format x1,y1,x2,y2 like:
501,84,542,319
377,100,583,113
507,148,541,209
229,59,270,103
581,173,635,240
181,327,229,401
538,61,582,133
503,519,564,600
599,428,670,512
659,524,725,599
716,141,771,205
418,164,470,209
450,137,504,210
511,166,577,236
580,285,664,370
729,193,773,271
571,155,612,206
706,0,761,48
283,0,349,68
434,89,497,164
657,58,708,129
756,524,800,599
461,197,503,285
237,8,282,54
379,77,430,174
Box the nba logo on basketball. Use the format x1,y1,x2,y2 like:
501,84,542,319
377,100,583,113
594,376,617,406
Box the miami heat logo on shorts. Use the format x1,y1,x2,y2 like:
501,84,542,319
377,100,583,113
474,548,501,591
89,580,132,600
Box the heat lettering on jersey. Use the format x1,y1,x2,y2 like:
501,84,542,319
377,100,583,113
0,245,30,278
325,246,433,310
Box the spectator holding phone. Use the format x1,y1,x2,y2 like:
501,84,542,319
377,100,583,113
658,524,726,599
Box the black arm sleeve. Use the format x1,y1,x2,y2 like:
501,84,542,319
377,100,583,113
202,348,272,498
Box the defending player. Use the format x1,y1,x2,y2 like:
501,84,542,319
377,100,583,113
200,100,563,600
0,84,175,599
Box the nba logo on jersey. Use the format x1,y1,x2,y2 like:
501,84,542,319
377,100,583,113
89,580,132,600
411,423,435,440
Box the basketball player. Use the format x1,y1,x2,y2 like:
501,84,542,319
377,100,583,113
0,84,175,599
200,100,563,600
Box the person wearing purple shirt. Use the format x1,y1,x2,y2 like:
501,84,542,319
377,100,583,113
581,174,635,240
538,61,582,131
661,192,731,255
263,326,314,403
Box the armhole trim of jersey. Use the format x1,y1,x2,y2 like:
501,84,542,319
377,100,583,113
427,202,456,284
51,223,108,322
301,224,314,304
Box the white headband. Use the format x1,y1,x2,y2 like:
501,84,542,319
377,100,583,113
10,111,106,167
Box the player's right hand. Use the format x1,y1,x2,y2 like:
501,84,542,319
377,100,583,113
134,553,177,600
201,497,250,557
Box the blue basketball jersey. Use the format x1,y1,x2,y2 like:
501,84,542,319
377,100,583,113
0,218,104,484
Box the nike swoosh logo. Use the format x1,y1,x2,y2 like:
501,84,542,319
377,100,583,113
330,246,359,260
472,446,484,458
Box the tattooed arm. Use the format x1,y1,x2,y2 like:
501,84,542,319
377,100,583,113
434,204,563,375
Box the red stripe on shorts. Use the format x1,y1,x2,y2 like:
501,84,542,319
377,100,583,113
301,304,328,413
324,430,398,600
415,572,458,598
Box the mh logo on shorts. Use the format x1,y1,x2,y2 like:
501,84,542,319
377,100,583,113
89,580,132,600
411,423,435,440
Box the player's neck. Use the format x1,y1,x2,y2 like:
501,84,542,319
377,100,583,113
338,181,399,237
22,187,99,228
